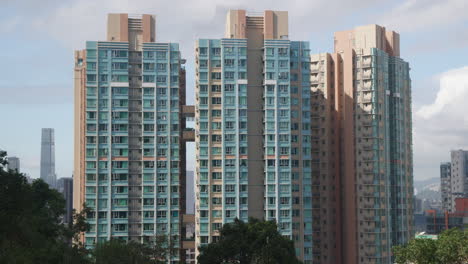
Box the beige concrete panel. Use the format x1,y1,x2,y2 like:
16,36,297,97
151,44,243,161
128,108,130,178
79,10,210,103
264,10,274,39
335,24,402,57
272,11,288,39
263,10,288,40
107,13,128,41
334,29,354,53
385,30,400,57
142,14,156,43
237,10,246,38
73,50,86,243
120,14,128,41
225,10,246,38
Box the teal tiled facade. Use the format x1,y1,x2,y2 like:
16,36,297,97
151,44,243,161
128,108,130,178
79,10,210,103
83,40,184,262
195,38,313,261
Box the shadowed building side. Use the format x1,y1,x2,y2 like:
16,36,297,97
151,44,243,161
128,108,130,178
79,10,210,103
311,24,413,264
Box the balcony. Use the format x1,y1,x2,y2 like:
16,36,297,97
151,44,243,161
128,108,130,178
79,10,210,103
361,132,376,138
361,120,375,126
362,80,373,90
310,76,323,84
310,65,323,73
183,128,195,142
362,154,375,161
182,105,195,120
362,69,373,79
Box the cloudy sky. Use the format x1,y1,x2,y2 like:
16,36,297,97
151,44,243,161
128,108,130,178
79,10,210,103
1,0,467,181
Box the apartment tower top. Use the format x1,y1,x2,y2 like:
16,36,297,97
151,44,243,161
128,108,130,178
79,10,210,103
106,13,156,50
224,10,289,40
334,24,400,57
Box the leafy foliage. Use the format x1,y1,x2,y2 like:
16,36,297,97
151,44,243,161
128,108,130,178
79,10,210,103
197,218,301,264
393,228,468,264
0,150,7,170
0,155,183,263
93,234,179,264
94,240,150,264
0,159,91,264
144,234,180,263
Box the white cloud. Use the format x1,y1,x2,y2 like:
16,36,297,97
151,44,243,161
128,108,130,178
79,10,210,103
379,0,468,32
10,0,386,51
416,67,468,119
413,66,468,180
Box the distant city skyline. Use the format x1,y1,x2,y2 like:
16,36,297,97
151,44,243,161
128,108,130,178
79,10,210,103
1,0,468,182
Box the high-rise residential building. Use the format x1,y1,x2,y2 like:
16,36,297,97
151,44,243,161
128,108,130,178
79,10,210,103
195,10,312,262
74,13,194,263
310,25,414,264
41,128,57,188
450,150,468,211
440,162,452,211
7,156,20,173
58,177,74,225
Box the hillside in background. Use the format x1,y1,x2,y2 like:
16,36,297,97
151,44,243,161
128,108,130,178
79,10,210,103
416,189,441,201
414,177,441,202
414,177,440,193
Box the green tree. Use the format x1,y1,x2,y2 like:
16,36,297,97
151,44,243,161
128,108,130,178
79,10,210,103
0,151,183,263
0,149,7,169
144,234,179,263
93,239,150,264
92,234,181,264
393,228,468,264
436,228,468,264
197,218,301,264
0,152,90,263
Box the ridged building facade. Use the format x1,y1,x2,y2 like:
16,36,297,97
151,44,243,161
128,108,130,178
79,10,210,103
74,14,194,263
194,10,313,262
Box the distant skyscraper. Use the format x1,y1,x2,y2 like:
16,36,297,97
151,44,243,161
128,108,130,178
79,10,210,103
310,25,414,264
450,150,468,211
195,10,312,262
41,128,56,188
440,162,452,211
57,177,74,225
7,156,20,173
